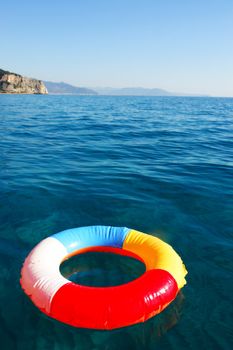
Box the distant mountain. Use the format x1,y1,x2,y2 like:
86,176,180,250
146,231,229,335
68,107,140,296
44,81,208,97
92,87,208,97
92,87,172,96
44,81,98,95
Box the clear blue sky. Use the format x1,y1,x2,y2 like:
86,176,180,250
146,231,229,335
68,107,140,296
1,0,233,96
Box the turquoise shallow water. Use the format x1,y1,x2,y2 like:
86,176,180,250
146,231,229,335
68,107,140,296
0,95,232,349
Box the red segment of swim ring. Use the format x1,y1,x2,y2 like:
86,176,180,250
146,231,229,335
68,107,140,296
49,269,178,330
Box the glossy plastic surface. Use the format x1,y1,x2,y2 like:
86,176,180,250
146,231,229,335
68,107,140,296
123,229,187,289
20,225,187,330
53,226,129,253
20,237,69,312
50,269,178,329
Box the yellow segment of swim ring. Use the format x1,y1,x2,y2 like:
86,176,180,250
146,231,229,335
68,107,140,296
123,229,187,289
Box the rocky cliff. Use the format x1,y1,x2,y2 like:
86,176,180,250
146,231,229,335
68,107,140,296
0,69,48,94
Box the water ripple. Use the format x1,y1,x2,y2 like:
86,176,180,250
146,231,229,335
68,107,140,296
0,95,233,349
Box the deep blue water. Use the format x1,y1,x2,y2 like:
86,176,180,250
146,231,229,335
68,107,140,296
0,95,232,349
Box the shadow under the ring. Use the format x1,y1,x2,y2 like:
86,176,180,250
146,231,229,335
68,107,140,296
41,291,185,350
93,292,185,350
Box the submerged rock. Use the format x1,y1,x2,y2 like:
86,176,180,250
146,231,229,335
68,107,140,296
0,68,48,94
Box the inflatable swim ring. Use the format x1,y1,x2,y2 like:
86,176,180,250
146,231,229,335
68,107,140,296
20,226,187,329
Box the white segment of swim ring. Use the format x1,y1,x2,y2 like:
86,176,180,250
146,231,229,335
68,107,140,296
20,237,69,313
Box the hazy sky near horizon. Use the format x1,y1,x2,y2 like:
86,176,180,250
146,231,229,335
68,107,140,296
1,0,233,96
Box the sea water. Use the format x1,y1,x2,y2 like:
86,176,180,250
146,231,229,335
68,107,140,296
0,95,232,349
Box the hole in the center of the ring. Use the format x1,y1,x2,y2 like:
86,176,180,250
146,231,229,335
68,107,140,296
60,251,146,287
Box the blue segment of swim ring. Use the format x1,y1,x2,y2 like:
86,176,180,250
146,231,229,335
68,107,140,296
52,226,130,253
